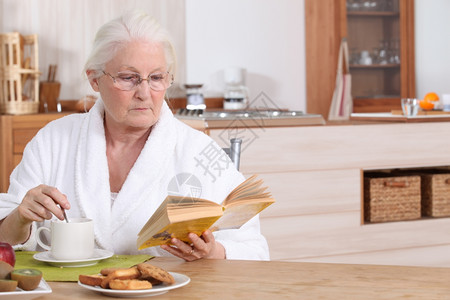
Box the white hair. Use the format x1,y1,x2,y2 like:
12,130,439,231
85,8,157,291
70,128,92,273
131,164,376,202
84,10,176,80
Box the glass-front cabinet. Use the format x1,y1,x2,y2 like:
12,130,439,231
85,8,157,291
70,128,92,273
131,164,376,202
305,0,415,117
346,0,415,112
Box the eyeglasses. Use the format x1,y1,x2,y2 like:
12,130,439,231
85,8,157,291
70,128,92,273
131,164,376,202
102,71,174,91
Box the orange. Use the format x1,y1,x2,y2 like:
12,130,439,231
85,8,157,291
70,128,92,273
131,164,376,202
424,92,439,102
419,92,439,110
419,100,434,110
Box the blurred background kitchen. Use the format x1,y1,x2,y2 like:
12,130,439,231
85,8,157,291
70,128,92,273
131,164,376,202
0,0,448,114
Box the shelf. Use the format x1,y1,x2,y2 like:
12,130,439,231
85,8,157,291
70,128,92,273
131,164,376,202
353,97,402,113
363,166,450,224
350,63,400,69
345,0,411,112
347,11,399,17
304,0,414,117
354,96,399,100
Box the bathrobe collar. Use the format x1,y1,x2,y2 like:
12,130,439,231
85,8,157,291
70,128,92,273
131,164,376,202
74,99,177,250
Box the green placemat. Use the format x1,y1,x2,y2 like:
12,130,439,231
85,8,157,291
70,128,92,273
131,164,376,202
14,251,153,282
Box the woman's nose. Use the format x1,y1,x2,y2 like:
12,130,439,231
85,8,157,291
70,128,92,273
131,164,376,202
134,80,151,99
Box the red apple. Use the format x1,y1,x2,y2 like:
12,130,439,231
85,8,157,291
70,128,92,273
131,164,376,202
0,242,15,267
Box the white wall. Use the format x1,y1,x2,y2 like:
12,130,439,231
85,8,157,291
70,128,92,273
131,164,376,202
0,0,305,111
0,0,186,101
185,0,305,111
415,0,450,99
0,1,446,111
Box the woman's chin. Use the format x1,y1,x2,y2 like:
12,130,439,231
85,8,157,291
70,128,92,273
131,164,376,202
126,115,158,129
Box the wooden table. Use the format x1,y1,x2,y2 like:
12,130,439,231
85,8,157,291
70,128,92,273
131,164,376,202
36,257,450,299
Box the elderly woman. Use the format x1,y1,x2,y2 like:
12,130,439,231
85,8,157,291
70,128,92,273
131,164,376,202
0,11,269,261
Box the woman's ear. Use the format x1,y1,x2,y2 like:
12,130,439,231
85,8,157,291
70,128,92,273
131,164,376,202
86,70,100,92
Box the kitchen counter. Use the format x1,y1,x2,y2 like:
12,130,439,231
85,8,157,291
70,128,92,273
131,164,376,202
175,109,450,132
350,112,450,123
175,109,325,132
206,121,450,267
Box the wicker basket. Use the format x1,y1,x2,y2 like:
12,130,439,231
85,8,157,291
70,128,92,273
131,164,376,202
364,173,421,223
421,170,450,217
0,32,40,115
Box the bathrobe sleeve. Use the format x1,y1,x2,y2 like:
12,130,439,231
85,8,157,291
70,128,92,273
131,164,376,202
214,216,270,260
0,113,84,250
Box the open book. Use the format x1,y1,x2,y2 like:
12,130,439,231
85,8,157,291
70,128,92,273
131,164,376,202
137,175,275,250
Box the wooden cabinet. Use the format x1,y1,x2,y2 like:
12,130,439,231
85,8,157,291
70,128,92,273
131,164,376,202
305,0,415,118
0,113,69,192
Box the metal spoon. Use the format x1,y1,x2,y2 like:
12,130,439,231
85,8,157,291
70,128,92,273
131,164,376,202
60,206,69,223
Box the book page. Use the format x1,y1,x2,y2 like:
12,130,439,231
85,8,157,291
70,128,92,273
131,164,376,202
223,175,272,206
138,196,173,237
137,195,223,250
138,215,222,249
209,201,274,231
223,175,259,203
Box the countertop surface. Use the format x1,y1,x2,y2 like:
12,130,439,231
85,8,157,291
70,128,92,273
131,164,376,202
175,109,326,129
350,112,450,123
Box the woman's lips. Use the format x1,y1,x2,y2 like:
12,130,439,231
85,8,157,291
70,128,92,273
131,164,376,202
132,107,150,111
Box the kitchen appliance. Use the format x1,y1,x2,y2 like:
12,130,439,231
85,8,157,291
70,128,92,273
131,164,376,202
185,84,205,110
223,67,248,110
175,108,326,127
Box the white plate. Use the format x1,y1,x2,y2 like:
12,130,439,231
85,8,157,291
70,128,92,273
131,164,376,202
33,249,114,267
77,272,190,298
0,278,52,299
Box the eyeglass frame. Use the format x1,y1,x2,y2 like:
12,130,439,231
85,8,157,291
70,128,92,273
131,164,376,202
102,70,174,91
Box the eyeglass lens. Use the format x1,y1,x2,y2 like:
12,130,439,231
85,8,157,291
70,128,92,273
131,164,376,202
106,71,173,91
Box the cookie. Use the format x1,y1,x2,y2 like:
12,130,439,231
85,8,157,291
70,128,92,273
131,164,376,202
79,274,106,287
109,279,152,290
146,277,163,286
100,267,124,276
100,266,141,289
137,263,175,285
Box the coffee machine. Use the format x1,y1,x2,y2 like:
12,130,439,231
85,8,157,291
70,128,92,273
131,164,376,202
185,84,206,110
223,67,248,110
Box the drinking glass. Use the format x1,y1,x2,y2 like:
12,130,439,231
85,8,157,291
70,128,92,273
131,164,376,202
401,98,419,117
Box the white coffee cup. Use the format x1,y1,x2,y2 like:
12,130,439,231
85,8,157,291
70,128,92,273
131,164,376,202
36,218,94,260
442,94,450,112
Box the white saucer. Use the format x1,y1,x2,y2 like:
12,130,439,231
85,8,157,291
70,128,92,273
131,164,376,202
33,249,114,267
0,278,51,299
78,272,190,297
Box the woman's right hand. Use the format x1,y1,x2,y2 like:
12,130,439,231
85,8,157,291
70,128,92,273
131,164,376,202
17,184,70,224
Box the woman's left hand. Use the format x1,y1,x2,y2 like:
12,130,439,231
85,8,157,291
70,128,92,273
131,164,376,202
160,230,225,261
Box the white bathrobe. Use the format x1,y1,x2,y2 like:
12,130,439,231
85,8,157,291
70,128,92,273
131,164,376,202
0,99,270,260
